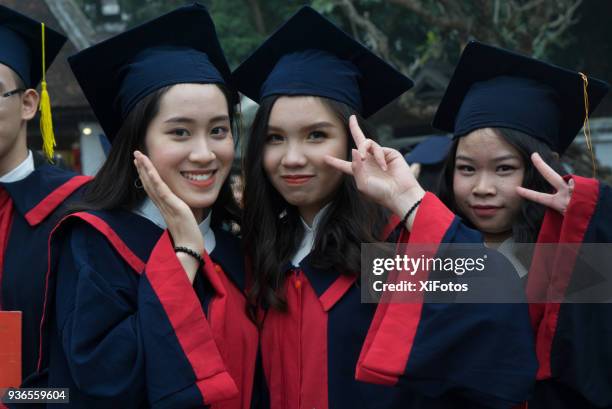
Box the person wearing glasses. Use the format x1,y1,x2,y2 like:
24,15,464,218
0,4,90,391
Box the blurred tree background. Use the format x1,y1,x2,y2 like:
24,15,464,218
75,0,612,179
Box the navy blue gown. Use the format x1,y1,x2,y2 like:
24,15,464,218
39,209,258,409
0,158,89,390
527,175,612,409
259,193,537,409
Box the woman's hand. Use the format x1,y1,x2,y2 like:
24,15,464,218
516,152,574,215
324,115,425,228
134,151,204,282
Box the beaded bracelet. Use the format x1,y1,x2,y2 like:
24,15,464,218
401,198,423,227
174,246,205,267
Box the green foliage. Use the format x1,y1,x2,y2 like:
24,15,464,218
75,0,611,120
211,0,312,67
311,0,335,14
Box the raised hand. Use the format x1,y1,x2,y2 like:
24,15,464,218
133,151,204,281
516,152,575,214
324,115,425,226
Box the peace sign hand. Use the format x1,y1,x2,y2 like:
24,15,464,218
516,152,575,215
324,115,425,226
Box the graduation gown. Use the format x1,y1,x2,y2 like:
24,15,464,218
0,159,90,388
259,192,537,409
527,175,612,409
39,209,258,408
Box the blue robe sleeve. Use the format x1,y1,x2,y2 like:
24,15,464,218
52,221,237,408
529,176,612,408
356,193,537,409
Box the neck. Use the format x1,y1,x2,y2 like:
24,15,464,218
484,230,512,248
299,202,328,227
192,207,210,224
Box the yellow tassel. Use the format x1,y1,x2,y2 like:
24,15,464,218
40,80,56,162
579,72,596,178
39,23,55,163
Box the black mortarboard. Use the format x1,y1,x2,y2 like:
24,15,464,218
69,3,235,142
432,41,610,154
405,135,452,165
232,6,413,118
0,4,68,161
0,4,66,88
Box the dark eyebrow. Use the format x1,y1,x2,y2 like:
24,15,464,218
164,117,196,124
267,121,335,133
455,155,474,162
208,115,230,124
164,115,230,125
492,154,520,162
267,125,284,133
303,121,335,131
456,154,520,163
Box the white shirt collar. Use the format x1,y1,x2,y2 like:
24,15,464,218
133,198,216,253
291,203,331,266
495,237,528,278
0,150,35,183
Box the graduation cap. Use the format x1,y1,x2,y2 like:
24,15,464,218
405,135,452,165
0,4,67,161
232,6,413,118
432,40,610,155
68,3,235,142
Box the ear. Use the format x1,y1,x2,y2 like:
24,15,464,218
21,88,39,121
551,151,560,161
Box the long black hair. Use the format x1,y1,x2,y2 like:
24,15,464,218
438,127,566,243
242,95,389,311
73,83,241,229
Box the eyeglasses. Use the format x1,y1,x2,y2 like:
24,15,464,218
1,88,25,98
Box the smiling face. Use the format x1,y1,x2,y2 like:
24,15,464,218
144,83,234,222
262,96,348,224
453,128,525,241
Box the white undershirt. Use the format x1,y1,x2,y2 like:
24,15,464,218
495,237,528,278
133,198,216,253
0,150,34,183
291,204,331,266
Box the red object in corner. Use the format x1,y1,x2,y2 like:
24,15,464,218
0,311,21,388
